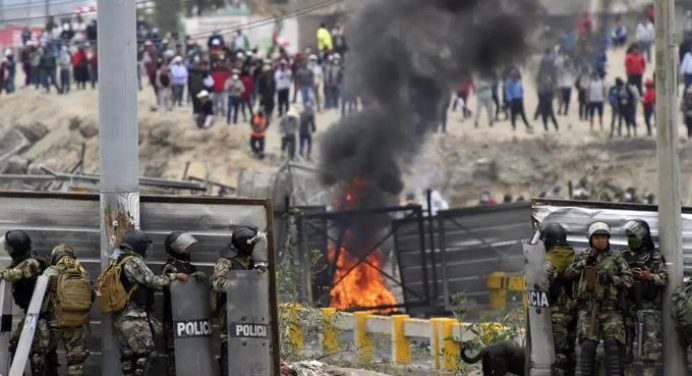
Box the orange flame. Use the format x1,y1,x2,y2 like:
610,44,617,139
328,245,397,312
327,177,398,312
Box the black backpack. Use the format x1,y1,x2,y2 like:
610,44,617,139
160,72,170,88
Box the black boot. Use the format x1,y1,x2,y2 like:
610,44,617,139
603,338,623,376
219,342,228,376
579,339,598,376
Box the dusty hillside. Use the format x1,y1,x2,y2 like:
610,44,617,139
1,47,689,205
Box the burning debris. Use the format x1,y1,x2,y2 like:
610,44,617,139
319,0,538,311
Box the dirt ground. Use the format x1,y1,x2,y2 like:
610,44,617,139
1,46,689,206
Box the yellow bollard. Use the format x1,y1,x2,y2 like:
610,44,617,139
354,311,372,362
321,308,338,354
283,303,304,351
486,271,508,309
507,275,527,309
440,318,460,370
391,315,411,365
430,318,445,369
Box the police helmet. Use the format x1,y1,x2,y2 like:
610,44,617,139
2,230,32,258
587,221,611,239
221,226,259,258
623,219,650,240
164,231,198,260
122,230,153,257
51,243,76,265
540,223,568,251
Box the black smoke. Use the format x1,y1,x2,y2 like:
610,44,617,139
319,0,540,258
320,0,539,204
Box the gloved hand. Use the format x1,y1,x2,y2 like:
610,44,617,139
176,273,191,282
191,271,208,283
598,272,611,285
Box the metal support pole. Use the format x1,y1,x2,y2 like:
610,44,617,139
97,0,139,375
654,0,686,374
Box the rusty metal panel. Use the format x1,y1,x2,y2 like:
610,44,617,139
0,192,278,374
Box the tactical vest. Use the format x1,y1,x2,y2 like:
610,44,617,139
120,258,154,312
623,248,660,306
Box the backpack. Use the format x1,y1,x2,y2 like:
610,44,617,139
618,85,632,106
54,262,92,327
671,279,692,348
607,86,618,106
160,72,170,88
95,255,136,314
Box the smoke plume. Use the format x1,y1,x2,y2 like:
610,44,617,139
320,0,540,207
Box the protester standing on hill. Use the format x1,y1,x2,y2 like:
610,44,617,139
636,15,655,62
210,62,230,115
556,51,575,116
224,72,245,125
616,78,639,138
239,69,254,121
474,75,495,128
258,63,276,119
170,56,188,107
504,68,532,132
250,107,269,159
642,79,655,136
157,62,173,113
536,74,559,132
625,43,646,95
587,71,606,131
299,102,316,159
575,67,590,121
274,61,292,116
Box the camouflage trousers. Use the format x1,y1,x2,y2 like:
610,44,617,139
552,310,577,376
577,308,626,345
624,309,661,376
113,310,163,376
10,316,52,375
46,323,90,376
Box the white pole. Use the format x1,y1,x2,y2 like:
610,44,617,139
97,0,140,375
654,0,686,374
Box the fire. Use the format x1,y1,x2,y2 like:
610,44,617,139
329,244,397,312
328,177,398,312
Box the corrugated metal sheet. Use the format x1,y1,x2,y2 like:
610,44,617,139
532,199,692,275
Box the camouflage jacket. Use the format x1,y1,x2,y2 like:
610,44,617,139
545,245,577,312
211,255,254,294
0,257,43,282
622,247,667,310
565,247,633,310
120,251,176,317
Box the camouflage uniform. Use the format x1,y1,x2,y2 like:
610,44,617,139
622,247,667,376
113,250,177,376
1,256,47,375
545,244,577,376
211,253,253,376
565,247,632,376
41,256,91,376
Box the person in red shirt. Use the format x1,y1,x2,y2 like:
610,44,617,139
209,62,231,115
625,43,646,95
453,73,474,119
642,79,655,136
239,68,254,121
577,11,594,36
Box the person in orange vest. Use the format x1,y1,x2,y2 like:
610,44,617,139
250,107,269,159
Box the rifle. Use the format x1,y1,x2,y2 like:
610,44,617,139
584,264,600,338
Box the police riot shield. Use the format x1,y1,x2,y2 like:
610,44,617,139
0,280,12,376
524,233,555,376
226,270,273,376
9,275,48,376
170,279,215,376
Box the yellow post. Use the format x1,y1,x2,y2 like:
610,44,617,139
321,308,338,354
354,311,372,362
486,271,508,309
440,318,460,370
507,274,527,309
287,304,304,351
430,318,445,369
391,315,411,365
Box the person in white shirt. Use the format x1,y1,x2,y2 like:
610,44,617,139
556,52,575,116
586,72,606,130
635,17,655,62
169,56,189,107
308,55,324,112
274,61,292,116
681,50,692,89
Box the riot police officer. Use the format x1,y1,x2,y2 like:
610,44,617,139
0,230,48,375
161,231,206,376
565,222,633,376
540,223,577,376
621,219,667,376
111,230,190,376
212,226,266,376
